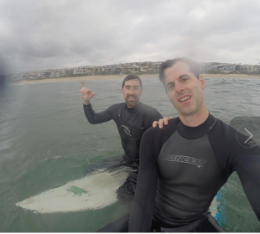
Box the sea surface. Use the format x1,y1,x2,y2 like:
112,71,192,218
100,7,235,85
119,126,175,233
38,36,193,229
0,77,260,232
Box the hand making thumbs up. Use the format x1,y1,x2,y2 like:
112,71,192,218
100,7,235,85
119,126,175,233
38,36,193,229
80,81,97,105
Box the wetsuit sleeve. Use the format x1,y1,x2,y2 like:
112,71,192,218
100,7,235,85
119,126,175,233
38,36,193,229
230,132,260,221
83,103,115,124
143,107,163,130
208,121,260,222
129,129,159,232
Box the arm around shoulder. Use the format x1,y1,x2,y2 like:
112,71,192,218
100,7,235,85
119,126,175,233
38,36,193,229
144,106,163,130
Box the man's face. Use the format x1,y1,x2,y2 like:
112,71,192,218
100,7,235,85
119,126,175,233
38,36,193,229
164,62,206,117
121,79,142,108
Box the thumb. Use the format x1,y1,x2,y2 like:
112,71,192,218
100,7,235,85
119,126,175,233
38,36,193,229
82,81,85,87
91,92,97,97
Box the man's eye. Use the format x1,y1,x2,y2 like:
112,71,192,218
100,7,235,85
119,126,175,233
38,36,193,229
167,84,174,90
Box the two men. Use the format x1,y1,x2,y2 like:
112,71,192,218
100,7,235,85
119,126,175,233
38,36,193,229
129,58,260,231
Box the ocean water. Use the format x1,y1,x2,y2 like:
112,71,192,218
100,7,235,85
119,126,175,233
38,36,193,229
0,77,260,232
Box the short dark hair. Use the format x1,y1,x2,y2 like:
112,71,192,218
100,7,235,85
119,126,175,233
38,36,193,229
122,74,143,88
159,58,200,83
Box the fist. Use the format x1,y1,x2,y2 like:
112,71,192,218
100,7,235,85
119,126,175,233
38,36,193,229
80,81,97,105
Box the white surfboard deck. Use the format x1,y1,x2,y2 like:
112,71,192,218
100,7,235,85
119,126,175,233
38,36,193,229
209,196,218,217
16,166,219,217
16,167,130,214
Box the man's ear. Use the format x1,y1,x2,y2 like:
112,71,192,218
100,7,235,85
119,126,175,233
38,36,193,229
199,75,205,90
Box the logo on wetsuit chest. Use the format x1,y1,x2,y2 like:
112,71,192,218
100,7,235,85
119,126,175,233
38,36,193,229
121,125,132,136
165,154,206,169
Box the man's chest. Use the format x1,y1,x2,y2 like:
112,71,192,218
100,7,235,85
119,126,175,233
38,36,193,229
158,132,221,187
114,109,145,139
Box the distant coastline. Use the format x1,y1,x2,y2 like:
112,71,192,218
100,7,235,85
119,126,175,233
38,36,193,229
9,73,260,85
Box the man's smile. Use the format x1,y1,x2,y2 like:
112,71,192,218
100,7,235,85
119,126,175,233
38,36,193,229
178,95,191,103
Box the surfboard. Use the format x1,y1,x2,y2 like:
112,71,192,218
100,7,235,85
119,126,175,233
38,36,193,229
16,167,130,214
16,165,222,224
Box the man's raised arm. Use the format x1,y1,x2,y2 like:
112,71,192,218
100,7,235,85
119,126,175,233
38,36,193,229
80,81,113,124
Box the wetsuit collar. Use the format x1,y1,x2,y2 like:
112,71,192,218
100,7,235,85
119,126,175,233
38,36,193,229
177,113,216,139
125,102,141,113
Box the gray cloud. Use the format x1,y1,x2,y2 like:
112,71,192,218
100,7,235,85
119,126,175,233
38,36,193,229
0,0,260,74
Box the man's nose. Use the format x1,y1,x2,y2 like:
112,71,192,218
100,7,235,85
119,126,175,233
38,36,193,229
128,88,134,94
175,81,184,93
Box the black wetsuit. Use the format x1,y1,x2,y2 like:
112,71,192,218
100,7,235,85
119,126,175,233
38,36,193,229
128,114,260,232
84,102,162,209
83,102,162,162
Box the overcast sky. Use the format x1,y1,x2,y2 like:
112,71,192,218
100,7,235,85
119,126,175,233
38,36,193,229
0,0,260,74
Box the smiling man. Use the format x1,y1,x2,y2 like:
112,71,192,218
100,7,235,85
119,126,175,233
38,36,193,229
80,75,162,216
128,58,260,232
80,74,162,163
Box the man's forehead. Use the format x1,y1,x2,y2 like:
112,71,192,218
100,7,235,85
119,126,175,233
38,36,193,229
125,79,141,86
165,62,191,81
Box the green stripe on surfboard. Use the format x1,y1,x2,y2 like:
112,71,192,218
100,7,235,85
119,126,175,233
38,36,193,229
67,186,88,195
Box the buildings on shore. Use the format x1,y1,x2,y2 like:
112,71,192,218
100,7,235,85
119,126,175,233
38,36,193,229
7,61,260,82
200,62,260,74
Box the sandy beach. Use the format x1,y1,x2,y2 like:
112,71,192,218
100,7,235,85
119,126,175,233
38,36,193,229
10,73,260,85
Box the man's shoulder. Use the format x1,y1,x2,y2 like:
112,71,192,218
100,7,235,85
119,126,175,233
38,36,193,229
105,103,124,118
112,102,125,107
139,102,157,111
139,102,161,117
107,102,124,110
209,116,233,135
